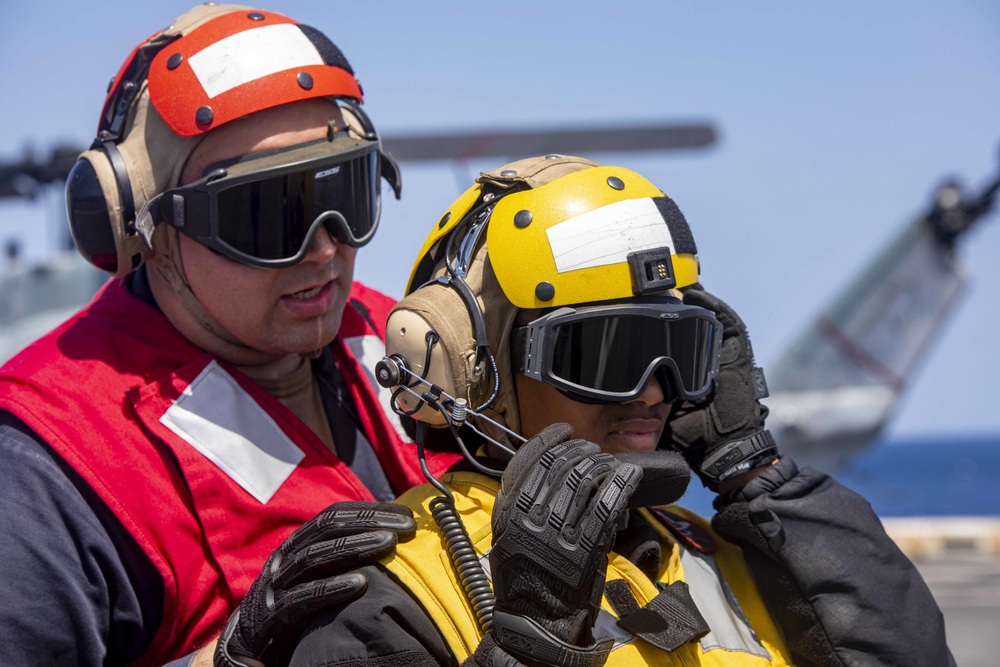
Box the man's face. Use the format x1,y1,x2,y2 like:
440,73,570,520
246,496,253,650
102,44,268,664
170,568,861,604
174,99,357,356
514,373,672,455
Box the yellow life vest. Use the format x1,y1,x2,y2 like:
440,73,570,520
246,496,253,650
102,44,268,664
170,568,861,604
383,472,793,666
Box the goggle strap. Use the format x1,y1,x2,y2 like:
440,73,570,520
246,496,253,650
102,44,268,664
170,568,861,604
134,193,162,249
380,150,402,199
510,326,528,373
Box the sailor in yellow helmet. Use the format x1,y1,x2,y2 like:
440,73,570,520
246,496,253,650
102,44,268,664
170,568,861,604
285,156,952,667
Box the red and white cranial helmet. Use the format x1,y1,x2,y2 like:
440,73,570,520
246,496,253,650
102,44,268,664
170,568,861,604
144,7,363,137
68,4,389,276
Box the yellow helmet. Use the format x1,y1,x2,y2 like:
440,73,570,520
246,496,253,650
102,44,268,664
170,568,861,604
407,155,699,304
384,155,708,442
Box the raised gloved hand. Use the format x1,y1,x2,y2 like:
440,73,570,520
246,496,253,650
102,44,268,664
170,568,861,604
485,424,643,667
668,284,779,490
215,501,417,667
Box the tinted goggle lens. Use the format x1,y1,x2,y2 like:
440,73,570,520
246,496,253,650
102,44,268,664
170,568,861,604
513,302,722,403
548,315,718,398
213,150,378,261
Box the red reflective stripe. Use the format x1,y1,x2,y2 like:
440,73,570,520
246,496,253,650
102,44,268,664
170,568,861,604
649,507,718,554
815,315,903,389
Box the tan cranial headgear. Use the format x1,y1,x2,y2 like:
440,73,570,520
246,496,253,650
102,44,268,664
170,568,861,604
384,154,701,449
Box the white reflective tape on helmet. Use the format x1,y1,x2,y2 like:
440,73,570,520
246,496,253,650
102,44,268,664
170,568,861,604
546,198,675,273
189,23,323,99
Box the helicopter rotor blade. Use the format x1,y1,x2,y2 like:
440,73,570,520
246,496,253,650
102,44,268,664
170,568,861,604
381,121,717,163
0,121,718,200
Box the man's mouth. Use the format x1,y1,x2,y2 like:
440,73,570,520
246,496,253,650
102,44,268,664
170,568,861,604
288,284,325,300
612,417,666,433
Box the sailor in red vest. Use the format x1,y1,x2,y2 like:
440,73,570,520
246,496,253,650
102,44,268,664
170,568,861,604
0,5,460,666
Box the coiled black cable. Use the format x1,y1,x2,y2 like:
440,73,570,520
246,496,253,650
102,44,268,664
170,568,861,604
429,496,495,633
415,417,497,635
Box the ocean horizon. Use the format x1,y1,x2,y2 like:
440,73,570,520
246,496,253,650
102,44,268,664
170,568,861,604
678,434,1000,519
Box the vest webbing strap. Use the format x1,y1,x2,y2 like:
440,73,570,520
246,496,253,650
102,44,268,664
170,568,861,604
604,579,710,652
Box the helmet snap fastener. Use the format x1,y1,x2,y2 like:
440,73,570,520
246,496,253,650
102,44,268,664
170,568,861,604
535,281,555,302
166,53,183,70
514,210,533,228
195,106,214,126
607,176,625,190
247,12,265,20
500,169,518,176
296,72,314,90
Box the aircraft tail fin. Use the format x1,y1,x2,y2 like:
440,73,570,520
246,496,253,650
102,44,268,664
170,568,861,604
765,168,998,471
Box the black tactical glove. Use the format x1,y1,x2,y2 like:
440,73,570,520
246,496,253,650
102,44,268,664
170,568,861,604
668,284,779,490
215,501,417,667
487,424,642,667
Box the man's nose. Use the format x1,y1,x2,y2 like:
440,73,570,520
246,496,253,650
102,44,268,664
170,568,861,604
302,224,338,262
630,375,667,406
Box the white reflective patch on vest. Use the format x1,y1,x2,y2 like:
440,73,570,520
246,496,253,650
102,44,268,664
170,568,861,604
546,198,674,273
342,335,411,443
160,360,304,504
678,544,771,658
189,24,322,99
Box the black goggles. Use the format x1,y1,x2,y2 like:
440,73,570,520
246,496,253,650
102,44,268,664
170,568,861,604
511,298,723,404
151,135,381,267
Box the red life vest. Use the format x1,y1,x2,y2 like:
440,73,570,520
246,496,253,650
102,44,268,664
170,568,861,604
0,277,460,665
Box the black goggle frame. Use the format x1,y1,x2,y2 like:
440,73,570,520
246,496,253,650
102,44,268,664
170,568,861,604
149,134,381,268
512,297,723,404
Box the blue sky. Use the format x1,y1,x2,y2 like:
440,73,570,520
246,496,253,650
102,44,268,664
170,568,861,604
0,0,998,439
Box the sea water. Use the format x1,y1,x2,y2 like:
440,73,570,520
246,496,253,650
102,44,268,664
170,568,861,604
678,434,1000,518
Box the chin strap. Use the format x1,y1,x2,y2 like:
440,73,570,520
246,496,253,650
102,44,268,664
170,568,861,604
150,225,280,366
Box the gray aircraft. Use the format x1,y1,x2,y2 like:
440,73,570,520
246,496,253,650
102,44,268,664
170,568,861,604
764,170,998,471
